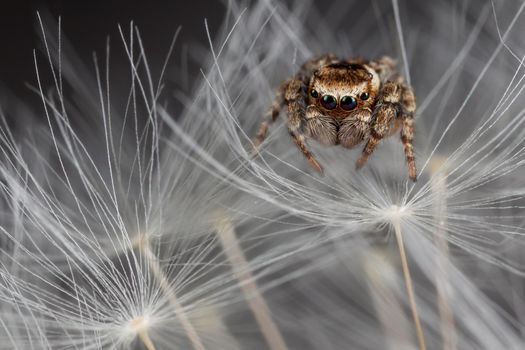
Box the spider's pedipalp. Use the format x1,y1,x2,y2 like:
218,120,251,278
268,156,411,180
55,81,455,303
305,106,338,145
339,108,372,148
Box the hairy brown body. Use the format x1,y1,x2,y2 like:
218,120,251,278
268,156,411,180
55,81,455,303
254,54,417,181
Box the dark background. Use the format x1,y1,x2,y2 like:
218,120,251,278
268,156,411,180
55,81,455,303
0,0,227,97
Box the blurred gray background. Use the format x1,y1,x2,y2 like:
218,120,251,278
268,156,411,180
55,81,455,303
0,0,227,96
0,0,495,124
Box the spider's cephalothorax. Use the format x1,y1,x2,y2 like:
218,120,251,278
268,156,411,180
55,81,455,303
254,54,417,181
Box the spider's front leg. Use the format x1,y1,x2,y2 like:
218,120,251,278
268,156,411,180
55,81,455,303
285,79,324,174
400,86,417,181
253,54,337,151
356,80,417,181
356,81,400,168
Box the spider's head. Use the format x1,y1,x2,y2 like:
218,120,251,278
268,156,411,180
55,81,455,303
308,62,379,117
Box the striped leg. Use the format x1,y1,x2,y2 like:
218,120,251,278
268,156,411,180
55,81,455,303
355,104,397,169
290,130,323,173
253,89,283,149
401,86,417,181
356,81,400,169
285,79,323,174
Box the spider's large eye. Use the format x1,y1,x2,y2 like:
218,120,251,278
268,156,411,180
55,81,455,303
321,95,337,110
310,89,319,98
340,95,357,110
360,92,369,100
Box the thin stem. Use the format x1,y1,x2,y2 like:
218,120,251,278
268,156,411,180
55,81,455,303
429,158,457,350
138,237,206,350
214,215,289,350
393,218,427,350
365,248,413,349
434,234,456,350
138,329,156,350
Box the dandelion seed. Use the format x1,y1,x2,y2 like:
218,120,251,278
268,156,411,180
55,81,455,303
214,214,288,350
166,0,525,348
4,0,525,349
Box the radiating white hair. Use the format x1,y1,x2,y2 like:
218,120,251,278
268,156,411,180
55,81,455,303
1,0,525,349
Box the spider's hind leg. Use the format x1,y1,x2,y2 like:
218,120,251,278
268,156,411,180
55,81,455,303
253,86,284,150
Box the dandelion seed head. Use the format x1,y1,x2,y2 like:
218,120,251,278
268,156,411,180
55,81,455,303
381,204,412,224
127,315,150,334
3,0,525,349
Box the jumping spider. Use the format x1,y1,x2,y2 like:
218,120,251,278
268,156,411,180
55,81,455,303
254,54,417,181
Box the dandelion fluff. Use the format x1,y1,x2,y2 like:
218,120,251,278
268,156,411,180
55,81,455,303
2,0,525,349
163,0,525,348
0,14,286,350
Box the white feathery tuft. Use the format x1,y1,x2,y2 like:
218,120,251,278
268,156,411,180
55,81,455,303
2,1,525,349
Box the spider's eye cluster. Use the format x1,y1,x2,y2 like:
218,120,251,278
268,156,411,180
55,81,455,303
321,95,337,110
313,90,368,111
340,96,357,110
